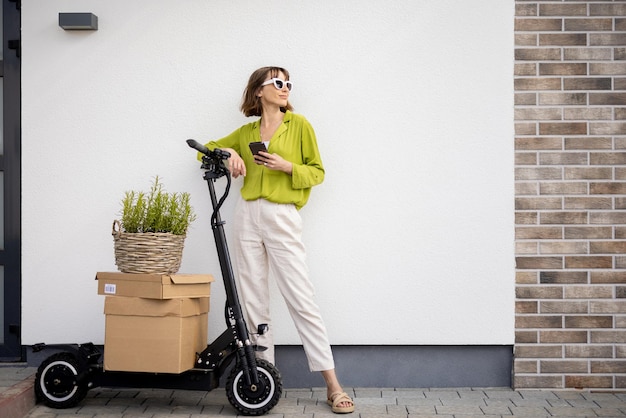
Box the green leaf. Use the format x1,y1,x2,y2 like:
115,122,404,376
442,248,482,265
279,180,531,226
118,176,195,235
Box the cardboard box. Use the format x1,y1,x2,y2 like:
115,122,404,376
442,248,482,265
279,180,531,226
96,272,214,299
103,296,209,373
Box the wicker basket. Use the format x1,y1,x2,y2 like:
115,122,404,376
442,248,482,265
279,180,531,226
112,220,186,274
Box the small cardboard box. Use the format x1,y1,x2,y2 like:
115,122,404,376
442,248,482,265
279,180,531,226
96,272,214,299
104,296,209,373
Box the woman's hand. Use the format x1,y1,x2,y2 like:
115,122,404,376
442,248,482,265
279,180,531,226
221,148,246,178
254,151,293,175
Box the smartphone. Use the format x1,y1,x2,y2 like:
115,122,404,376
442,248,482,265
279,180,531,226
249,141,267,156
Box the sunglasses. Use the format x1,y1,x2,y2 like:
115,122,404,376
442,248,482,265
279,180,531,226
261,78,293,91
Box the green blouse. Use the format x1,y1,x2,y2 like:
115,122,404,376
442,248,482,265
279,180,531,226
204,111,324,210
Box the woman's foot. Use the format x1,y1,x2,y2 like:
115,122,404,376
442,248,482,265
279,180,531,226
327,391,355,414
321,369,355,414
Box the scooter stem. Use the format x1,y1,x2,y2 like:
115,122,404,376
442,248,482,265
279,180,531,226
205,174,259,386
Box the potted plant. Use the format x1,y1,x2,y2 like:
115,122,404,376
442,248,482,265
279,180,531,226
112,176,196,274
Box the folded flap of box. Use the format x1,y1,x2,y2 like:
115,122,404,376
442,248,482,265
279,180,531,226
104,296,210,317
96,272,215,284
169,274,214,285
96,272,163,282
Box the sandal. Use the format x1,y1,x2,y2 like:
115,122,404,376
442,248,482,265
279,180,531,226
327,391,355,414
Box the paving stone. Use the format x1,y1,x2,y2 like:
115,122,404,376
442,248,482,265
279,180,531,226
481,404,514,415
486,389,524,400
284,389,313,399
511,398,552,407
391,388,427,396
352,403,388,414
548,406,600,416
424,390,461,399
123,407,151,415
397,396,441,406
402,415,452,418
270,402,304,414
405,405,438,415
594,408,626,417
509,405,551,417
440,398,486,407
170,405,205,414
386,404,409,414
548,398,580,407
355,397,394,405
354,388,383,398
297,397,317,407
563,398,602,408
360,413,407,418
554,391,588,401
516,390,560,400
484,398,515,407
436,405,484,415
586,393,625,401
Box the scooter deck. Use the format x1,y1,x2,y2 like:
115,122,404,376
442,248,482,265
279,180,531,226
89,367,221,391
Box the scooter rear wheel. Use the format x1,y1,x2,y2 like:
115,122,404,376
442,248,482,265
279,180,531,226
225,358,282,416
34,352,88,409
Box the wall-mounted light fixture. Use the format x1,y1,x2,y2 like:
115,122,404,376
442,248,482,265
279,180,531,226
59,13,98,30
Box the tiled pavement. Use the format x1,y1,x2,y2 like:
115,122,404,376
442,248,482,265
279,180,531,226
22,386,626,417
4,365,626,417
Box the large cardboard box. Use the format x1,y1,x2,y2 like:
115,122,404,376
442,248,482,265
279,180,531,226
96,272,213,299
104,296,209,373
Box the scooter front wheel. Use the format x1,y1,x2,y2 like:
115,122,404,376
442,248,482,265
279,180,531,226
34,352,88,409
225,358,282,416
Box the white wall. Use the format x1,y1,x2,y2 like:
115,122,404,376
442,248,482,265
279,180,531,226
21,0,514,346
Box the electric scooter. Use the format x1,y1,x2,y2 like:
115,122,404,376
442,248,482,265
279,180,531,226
31,139,282,416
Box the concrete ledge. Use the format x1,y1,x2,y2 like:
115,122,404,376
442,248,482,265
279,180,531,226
0,375,36,418
275,345,513,388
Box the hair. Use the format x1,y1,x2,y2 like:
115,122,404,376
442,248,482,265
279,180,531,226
240,66,294,117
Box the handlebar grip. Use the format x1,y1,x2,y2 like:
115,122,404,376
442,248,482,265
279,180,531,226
186,139,210,155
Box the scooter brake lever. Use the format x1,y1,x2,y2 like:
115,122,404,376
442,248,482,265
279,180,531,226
214,149,231,160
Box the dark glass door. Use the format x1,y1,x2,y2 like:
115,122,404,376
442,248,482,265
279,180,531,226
0,0,21,360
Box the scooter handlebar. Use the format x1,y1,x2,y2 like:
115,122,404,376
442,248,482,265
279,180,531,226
186,139,210,155
187,139,231,160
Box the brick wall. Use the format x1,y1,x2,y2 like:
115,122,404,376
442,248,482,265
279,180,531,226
515,1,626,389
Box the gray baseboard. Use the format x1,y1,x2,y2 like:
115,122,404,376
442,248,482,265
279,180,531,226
275,345,513,388
25,344,512,389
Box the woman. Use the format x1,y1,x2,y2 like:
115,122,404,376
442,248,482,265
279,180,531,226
202,66,354,414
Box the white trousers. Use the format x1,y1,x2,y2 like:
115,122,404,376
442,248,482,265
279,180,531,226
232,197,335,372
